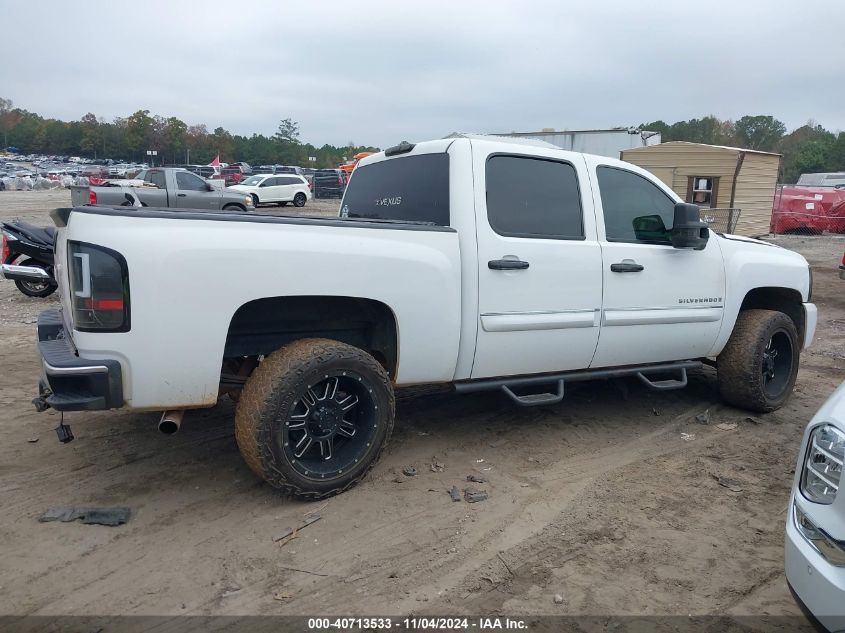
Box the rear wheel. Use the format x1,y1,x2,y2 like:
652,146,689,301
13,259,56,298
717,309,800,412
235,338,394,499
293,192,307,207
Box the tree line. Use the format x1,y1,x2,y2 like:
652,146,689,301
1,98,843,182
640,115,845,183
0,98,378,169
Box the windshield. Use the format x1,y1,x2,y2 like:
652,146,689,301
240,176,263,186
340,153,450,225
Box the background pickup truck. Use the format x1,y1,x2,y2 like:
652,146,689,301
36,136,816,499
69,167,254,211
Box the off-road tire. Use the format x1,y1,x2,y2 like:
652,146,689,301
717,309,800,412
234,338,394,499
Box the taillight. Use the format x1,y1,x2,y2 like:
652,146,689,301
841,252,845,267
1,233,9,262
68,241,130,332
88,190,97,205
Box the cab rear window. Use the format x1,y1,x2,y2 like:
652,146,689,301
340,153,449,225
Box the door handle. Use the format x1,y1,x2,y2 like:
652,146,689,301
610,261,644,273
177,193,187,197
488,259,529,270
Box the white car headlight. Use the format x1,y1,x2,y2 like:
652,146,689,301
801,424,844,504
245,196,254,206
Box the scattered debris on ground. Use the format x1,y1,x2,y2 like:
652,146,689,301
38,506,131,526
449,486,461,502
466,474,488,484
430,457,445,473
695,410,711,424
464,489,488,503
402,466,418,477
273,515,322,544
715,422,738,431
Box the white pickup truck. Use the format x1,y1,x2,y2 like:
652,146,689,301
34,136,817,499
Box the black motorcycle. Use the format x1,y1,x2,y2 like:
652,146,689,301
1,220,58,298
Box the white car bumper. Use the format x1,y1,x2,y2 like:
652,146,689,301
804,302,818,350
785,499,845,632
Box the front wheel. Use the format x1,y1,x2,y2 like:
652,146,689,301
293,192,307,207
717,309,800,412
234,338,394,499
250,194,259,207
13,259,56,298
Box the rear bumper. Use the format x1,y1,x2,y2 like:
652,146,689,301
36,309,123,411
1,262,51,282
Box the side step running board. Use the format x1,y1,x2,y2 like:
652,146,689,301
502,379,564,407
453,360,701,407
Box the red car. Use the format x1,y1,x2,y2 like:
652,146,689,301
770,186,845,234
219,166,244,186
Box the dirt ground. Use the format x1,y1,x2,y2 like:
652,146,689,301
1,189,844,626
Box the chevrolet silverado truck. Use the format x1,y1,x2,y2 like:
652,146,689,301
34,136,817,499
69,167,254,211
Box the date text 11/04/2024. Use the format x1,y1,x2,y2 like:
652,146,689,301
307,617,528,630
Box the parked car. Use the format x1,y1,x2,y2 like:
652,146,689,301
219,166,245,186
32,137,816,500
785,380,845,633
70,167,254,211
228,174,311,207
185,165,219,179
312,168,347,198
80,165,109,180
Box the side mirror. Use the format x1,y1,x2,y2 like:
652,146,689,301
671,203,709,250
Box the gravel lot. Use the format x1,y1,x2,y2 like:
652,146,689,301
1,189,843,626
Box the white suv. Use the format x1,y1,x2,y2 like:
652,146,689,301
228,174,311,208
786,380,845,632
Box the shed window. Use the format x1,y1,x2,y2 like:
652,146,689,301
688,176,719,208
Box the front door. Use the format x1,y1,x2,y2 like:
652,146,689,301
471,147,603,379
175,170,216,210
586,158,726,368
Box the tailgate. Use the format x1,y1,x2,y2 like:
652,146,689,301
69,185,90,207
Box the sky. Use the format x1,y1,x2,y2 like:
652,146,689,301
1,0,844,148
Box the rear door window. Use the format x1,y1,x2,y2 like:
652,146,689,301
486,155,584,239
149,171,166,189
341,153,449,225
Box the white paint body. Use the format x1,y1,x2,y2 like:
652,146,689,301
785,381,845,631
55,137,816,410
228,174,311,205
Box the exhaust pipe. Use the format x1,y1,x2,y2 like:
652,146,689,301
158,410,185,435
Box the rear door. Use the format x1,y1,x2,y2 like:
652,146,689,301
471,145,603,379
275,176,298,201
175,170,215,209
587,157,725,367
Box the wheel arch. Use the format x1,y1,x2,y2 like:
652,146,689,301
224,295,399,378
738,286,805,344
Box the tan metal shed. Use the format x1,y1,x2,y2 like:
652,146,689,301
620,141,781,236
